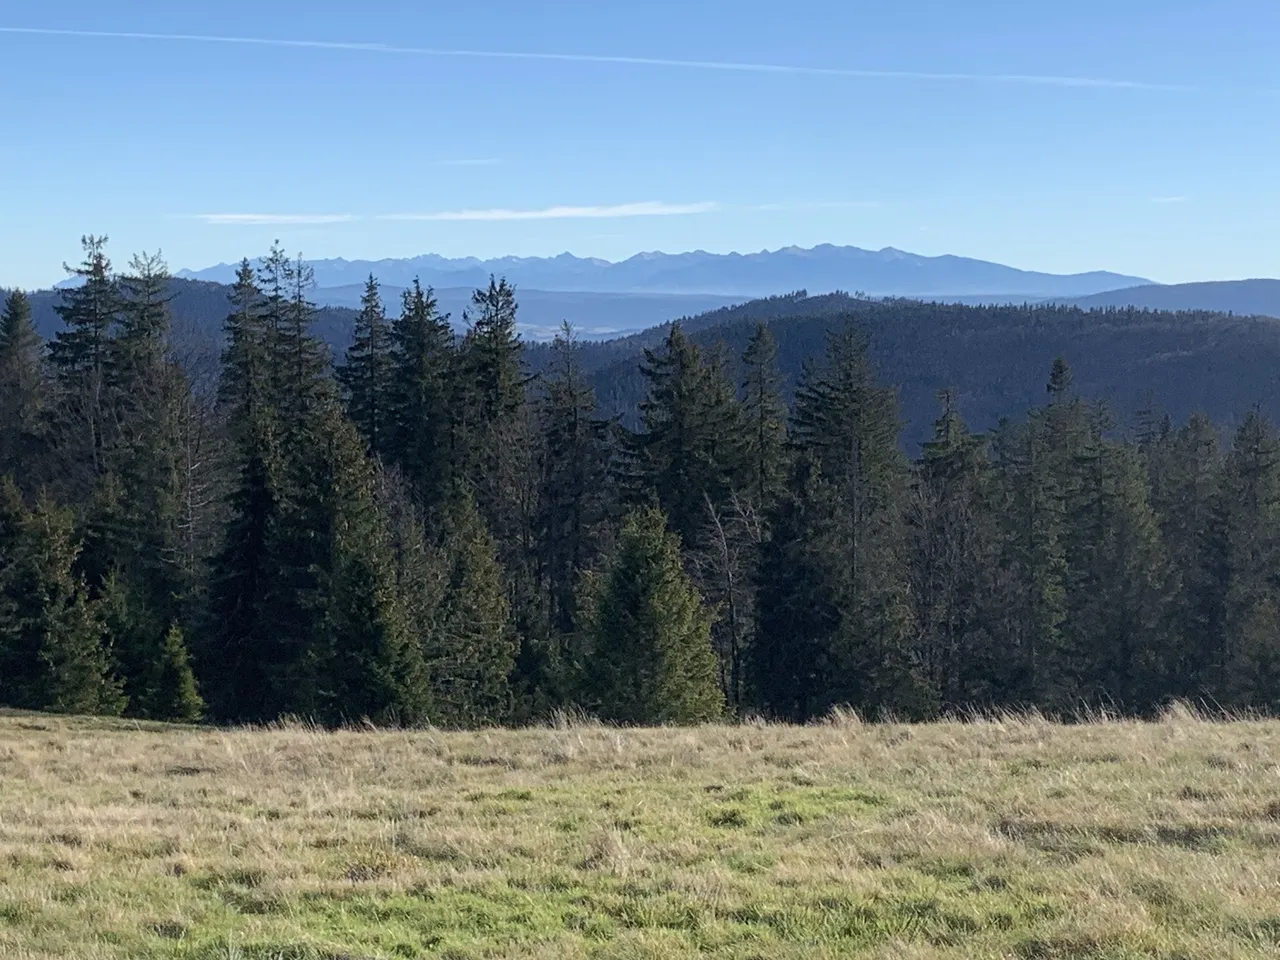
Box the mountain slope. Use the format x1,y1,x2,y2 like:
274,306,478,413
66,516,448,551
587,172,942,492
529,294,1280,449
1059,279,1280,318
22,279,728,347
178,244,1148,299
310,285,744,338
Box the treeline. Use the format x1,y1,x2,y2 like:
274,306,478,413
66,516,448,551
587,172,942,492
2,237,1280,726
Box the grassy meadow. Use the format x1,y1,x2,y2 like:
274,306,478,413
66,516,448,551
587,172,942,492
2,708,1280,959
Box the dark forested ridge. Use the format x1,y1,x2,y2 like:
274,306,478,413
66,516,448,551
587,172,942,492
5,238,1280,727
545,292,1280,448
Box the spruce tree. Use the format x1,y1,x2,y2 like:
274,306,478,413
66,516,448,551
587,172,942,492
909,391,1003,710
1152,413,1225,695
3,496,124,715
318,411,430,725
219,260,269,423
1217,411,1280,709
151,623,204,723
428,491,517,726
388,279,456,516
580,507,723,725
0,290,45,483
339,275,396,461
778,324,928,717
537,324,614,638
0,478,29,706
749,457,840,721
741,322,787,509
632,323,745,547
47,236,120,494
1060,416,1179,712
205,409,281,720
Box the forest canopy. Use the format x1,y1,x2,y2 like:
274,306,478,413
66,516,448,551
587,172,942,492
4,237,1280,726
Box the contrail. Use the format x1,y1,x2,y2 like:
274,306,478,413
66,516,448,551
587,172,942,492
0,26,1194,92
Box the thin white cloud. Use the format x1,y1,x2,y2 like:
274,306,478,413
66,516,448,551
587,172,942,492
1150,195,1187,204
0,26,1194,92
189,213,358,225
748,200,882,212
381,201,717,222
437,158,502,167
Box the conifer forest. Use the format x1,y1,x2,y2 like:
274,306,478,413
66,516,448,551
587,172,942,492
3,236,1280,728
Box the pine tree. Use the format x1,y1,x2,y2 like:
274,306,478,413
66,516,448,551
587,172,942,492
749,458,839,720
774,324,927,718
428,492,516,726
457,277,542,716
205,409,281,720
457,276,534,558
908,391,1003,710
318,412,430,725
47,236,120,493
0,478,29,706
151,624,204,723
741,322,787,509
388,279,456,516
537,324,614,638
220,260,269,424
580,507,723,725
1151,413,1225,695
112,251,171,385
1217,411,1280,709
273,252,331,423
48,236,118,378
2,496,124,715
339,275,396,460
632,323,745,547
0,290,45,483
1060,415,1179,712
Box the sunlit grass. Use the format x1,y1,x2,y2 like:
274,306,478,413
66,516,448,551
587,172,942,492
3,707,1280,958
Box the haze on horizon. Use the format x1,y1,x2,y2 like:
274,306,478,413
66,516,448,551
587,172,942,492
3,0,1279,289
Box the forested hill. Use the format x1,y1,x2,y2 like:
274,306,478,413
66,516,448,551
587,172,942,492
10,238,1280,730
529,293,1280,448
20,277,1280,450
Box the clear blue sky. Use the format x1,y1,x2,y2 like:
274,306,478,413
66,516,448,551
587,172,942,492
2,0,1278,289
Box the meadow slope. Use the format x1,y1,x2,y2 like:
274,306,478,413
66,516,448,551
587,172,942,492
2,710,1280,958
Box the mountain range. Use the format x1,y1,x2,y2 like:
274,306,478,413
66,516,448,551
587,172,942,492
176,244,1149,300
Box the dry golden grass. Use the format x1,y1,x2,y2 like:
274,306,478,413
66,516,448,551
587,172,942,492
3,707,1280,958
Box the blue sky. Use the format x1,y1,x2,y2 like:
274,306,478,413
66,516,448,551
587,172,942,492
2,0,1278,289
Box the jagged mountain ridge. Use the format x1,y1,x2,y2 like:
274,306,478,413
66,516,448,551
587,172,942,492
177,244,1149,299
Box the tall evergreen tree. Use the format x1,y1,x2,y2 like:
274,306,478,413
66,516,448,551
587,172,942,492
1217,411,1280,709
632,324,745,547
580,507,723,725
220,261,269,422
47,236,120,493
538,324,615,636
428,492,517,726
1151,413,1225,696
775,324,927,717
339,275,396,461
741,322,787,509
388,279,456,515
908,391,1004,710
0,495,124,715
0,290,45,484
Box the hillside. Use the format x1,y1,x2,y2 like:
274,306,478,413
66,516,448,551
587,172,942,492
1060,278,1280,318
22,279,737,346
310,284,745,338
177,244,1149,299
543,294,1280,448
26,279,1280,450
4,709,1279,959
